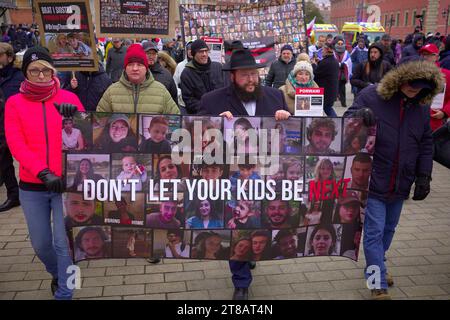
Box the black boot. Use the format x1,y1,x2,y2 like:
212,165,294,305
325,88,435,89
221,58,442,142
51,278,58,296
0,198,20,212
147,257,161,264
233,288,248,300
249,261,256,270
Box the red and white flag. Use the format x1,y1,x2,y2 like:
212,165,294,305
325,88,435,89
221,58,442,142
306,16,316,37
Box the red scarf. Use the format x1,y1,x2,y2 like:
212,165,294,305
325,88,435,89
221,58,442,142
19,76,60,102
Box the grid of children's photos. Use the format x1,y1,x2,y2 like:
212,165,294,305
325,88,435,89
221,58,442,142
181,0,305,44
64,113,375,263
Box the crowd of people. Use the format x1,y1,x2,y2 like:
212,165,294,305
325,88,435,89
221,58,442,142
0,22,449,302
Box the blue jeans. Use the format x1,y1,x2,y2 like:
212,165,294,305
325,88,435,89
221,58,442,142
363,196,404,289
229,261,252,288
323,104,337,117
19,189,74,300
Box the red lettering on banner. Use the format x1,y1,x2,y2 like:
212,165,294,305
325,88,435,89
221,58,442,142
308,178,353,201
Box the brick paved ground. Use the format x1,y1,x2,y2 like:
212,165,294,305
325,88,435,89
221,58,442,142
1,91,449,300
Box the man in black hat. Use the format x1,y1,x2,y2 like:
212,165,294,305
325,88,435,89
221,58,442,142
180,39,224,114
264,44,296,88
142,41,178,104
199,48,290,300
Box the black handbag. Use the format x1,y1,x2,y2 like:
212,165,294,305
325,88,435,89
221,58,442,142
432,121,450,169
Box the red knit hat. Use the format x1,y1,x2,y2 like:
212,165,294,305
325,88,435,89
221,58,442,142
124,44,148,68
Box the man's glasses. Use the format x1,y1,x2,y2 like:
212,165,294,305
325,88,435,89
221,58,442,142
28,68,53,77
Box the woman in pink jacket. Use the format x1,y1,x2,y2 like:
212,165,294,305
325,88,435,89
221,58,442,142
5,47,84,299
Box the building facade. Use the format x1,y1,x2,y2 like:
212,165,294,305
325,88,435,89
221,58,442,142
330,0,450,39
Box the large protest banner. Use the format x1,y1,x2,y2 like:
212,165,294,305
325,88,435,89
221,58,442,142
63,113,375,263
180,0,304,49
34,0,98,71
94,0,178,38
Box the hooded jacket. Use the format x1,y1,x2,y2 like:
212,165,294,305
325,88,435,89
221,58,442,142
264,56,296,89
96,71,179,114
62,64,112,111
180,59,224,114
350,43,392,94
402,34,424,58
344,60,444,201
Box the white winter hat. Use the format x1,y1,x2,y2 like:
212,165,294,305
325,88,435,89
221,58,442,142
293,61,314,80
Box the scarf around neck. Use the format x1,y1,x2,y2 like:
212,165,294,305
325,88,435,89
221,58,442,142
288,71,314,89
193,57,212,72
19,76,60,102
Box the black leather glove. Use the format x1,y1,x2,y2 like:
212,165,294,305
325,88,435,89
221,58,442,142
412,175,431,201
53,103,78,118
354,108,376,127
37,168,64,193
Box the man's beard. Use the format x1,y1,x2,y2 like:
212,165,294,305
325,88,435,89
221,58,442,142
233,81,261,102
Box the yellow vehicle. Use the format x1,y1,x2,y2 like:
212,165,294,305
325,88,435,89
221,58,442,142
310,24,339,44
341,22,386,51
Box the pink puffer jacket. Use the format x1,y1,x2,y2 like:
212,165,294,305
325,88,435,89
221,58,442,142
5,89,84,184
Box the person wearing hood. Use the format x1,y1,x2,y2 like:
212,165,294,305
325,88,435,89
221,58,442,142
142,41,178,104
351,43,392,95
264,44,296,88
419,44,450,131
344,59,444,300
5,47,85,299
0,42,24,212
402,33,424,58
333,36,352,108
173,41,192,110
180,39,225,114
439,35,450,70
97,44,179,114
279,61,319,114
106,38,127,82
62,64,112,111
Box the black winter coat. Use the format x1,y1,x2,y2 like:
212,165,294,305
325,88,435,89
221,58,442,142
350,61,392,94
264,57,296,89
314,54,339,107
0,64,24,101
150,62,178,104
180,59,224,114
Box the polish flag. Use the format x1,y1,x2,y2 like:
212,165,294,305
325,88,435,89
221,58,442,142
306,17,316,37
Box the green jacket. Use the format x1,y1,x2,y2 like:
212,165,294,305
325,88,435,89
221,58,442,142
96,72,180,114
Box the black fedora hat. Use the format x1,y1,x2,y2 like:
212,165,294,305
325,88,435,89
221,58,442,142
222,48,265,71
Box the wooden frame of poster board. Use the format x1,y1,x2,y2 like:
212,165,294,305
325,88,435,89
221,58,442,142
34,0,99,72
94,0,178,39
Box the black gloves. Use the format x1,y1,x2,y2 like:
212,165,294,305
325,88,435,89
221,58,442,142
54,103,78,118
37,168,64,193
354,108,376,127
412,175,431,201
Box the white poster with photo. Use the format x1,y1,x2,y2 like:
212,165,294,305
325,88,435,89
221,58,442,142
294,88,324,117
202,37,223,64
431,83,446,110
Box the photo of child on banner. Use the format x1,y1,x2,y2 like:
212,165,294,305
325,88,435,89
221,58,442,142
63,113,375,263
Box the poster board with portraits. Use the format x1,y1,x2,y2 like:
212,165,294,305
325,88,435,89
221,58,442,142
94,0,177,38
180,0,305,53
34,0,99,71
202,36,223,64
63,113,375,263
295,88,324,117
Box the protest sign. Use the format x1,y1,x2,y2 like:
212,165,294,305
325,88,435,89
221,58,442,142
94,0,177,38
431,83,446,110
34,0,98,71
64,113,375,263
295,88,324,117
202,37,223,63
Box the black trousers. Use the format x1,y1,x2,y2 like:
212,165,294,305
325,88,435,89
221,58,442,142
338,79,347,107
0,145,19,200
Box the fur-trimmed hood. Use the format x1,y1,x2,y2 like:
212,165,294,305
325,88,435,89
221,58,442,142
377,59,445,105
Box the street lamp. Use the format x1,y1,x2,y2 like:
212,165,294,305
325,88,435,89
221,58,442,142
415,14,424,32
388,16,395,35
443,5,450,36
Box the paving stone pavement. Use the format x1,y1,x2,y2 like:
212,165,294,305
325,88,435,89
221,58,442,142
1,90,449,300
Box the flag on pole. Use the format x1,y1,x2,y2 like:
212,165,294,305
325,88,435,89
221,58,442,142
306,16,316,37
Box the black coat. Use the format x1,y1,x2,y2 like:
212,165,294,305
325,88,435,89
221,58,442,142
150,62,178,104
180,60,225,114
199,85,288,116
314,54,339,107
264,57,296,89
351,60,392,94
0,64,24,101
62,65,112,111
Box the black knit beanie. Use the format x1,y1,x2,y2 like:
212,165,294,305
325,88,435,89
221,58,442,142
22,46,54,75
190,39,209,57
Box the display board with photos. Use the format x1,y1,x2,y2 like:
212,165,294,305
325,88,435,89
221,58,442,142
180,0,305,48
63,113,375,263
94,0,177,38
34,0,98,71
